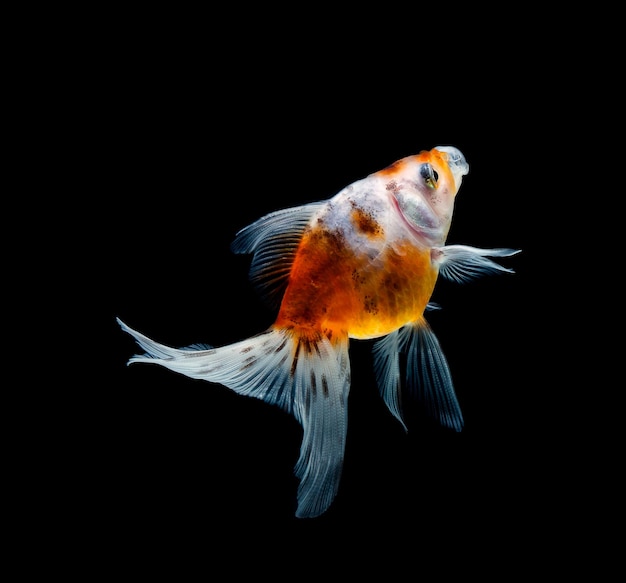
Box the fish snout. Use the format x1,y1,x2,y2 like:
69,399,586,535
434,146,469,191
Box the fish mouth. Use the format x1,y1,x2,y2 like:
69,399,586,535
434,146,469,190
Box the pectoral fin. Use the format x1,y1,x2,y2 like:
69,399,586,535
433,245,521,284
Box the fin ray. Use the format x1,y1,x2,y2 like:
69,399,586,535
408,322,463,431
118,317,350,519
372,321,463,432
230,202,325,308
434,245,521,284
372,329,407,431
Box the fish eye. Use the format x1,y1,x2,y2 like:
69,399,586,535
419,163,438,189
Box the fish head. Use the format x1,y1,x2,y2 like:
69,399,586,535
380,146,469,244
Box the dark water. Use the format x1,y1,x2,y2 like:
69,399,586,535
50,29,599,576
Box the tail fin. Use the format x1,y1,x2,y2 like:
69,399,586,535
117,317,351,518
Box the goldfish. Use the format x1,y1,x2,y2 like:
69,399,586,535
118,145,520,518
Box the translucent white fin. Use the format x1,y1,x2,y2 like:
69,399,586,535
230,202,325,309
434,245,521,284
372,321,463,432
371,329,406,432
117,317,350,519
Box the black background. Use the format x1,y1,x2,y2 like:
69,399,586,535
100,111,545,548
42,9,613,577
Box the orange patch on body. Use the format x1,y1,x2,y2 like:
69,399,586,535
429,148,456,191
377,158,410,178
275,226,437,340
376,149,456,193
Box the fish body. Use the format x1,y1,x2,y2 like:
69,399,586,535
118,146,519,518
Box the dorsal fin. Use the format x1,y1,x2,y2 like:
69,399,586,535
230,202,325,309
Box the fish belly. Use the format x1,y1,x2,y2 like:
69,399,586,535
276,238,437,339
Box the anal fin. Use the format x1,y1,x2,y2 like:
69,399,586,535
372,321,463,432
